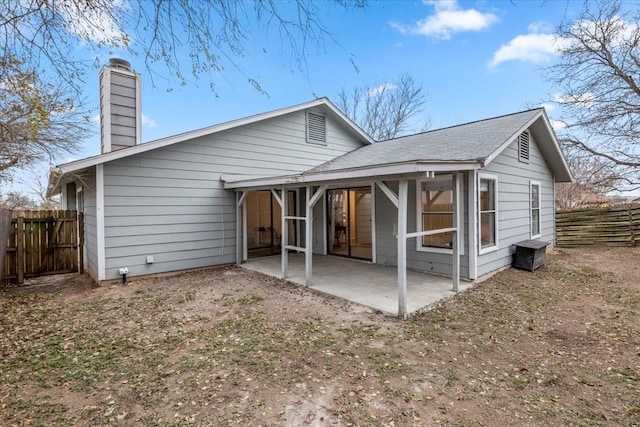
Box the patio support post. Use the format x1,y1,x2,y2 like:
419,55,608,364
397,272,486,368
305,186,313,285
281,188,288,278
452,173,460,291
397,179,408,320
235,191,247,265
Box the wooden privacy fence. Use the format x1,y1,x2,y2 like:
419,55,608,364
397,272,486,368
2,210,83,286
556,204,640,246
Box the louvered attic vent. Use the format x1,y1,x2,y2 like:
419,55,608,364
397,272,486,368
307,112,327,145
518,131,530,163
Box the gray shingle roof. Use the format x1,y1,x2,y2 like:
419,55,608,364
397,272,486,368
306,108,542,174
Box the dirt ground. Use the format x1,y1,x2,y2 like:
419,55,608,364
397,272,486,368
1,246,639,426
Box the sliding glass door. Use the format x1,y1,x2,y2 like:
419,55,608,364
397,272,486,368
327,187,372,260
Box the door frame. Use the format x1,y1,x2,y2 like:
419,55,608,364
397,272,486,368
326,186,374,261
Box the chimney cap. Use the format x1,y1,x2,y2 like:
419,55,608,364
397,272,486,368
109,57,131,71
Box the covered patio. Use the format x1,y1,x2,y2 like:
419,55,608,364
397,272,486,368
241,254,473,317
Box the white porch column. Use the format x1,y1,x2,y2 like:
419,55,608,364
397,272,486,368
235,191,247,265
452,173,460,291
281,188,288,278
397,179,408,319
305,186,313,285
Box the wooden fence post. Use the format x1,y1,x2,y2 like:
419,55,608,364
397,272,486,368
0,209,11,284
16,216,24,284
629,205,636,247
78,213,84,274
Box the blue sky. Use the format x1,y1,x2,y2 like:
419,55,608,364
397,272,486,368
7,0,590,195
86,0,580,152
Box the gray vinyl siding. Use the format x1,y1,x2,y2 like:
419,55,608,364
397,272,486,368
101,109,364,280
374,176,470,279
81,169,99,280
477,132,555,277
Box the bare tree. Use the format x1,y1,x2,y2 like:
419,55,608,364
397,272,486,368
1,0,365,181
2,0,364,96
20,167,61,210
0,191,36,210
547,0,640,188
556,143,625,209
0,57,88,182
337,74,430,141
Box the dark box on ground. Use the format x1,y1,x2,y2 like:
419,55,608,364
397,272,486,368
512,240,549,272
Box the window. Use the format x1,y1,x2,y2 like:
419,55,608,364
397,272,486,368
530,181,541,238
518,131,530,163
416,174,464,253
479,174,498,252
419,177,454,250
76,186,84,215
306,112,326,145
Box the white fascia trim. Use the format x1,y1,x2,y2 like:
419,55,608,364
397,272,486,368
319,99,374,144
483,111,542,166
539,109,573,182
478,172,499,256
224,161,483,190
96,164,106,280
56,98,371,175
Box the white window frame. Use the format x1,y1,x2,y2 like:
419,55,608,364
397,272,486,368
415,174,464,255
75,186,84,212
530,180,542,239
478,173,499,255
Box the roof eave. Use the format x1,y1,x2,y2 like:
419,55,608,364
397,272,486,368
482,109,573,183
56,98,373,173
223,160,482,190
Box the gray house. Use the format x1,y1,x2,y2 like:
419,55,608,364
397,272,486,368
49,60,572,317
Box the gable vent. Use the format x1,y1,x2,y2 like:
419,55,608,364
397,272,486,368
518,131,530,163
307,112,327,145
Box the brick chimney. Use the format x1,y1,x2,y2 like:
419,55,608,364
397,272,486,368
99,58,141,153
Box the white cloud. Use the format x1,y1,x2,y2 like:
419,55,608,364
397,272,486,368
540,102,556,112
390,0,498,40
142,114,158,128
528,21,553,34
366,83,397,97
549,119,567,131
60,0,129,46
570,15,638,50
489,32,560,67
554,92,595,108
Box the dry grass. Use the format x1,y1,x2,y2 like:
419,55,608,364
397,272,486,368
1,247,639,426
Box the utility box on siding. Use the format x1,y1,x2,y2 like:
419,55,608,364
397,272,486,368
512,240,549,272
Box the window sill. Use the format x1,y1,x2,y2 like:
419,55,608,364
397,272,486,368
531,233,542,240
416,245,465,256
478,245,499,255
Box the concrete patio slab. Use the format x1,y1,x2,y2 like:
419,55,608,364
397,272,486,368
241,254,473,317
